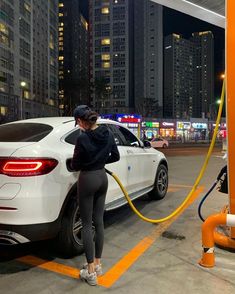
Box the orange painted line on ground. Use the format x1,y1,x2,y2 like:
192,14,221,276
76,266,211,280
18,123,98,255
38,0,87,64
17,185,204,288
98,186,204,288
169,184,195,188
17,255,80,279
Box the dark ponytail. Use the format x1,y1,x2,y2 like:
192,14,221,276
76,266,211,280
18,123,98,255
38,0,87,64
83,110,98,125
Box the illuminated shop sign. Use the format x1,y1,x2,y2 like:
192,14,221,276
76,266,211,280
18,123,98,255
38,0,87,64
192,123,207,129
177,122,191,129
161,122,175,128
116,114,141,123
101,114,114,120
142,121,159,128
212,123,227,129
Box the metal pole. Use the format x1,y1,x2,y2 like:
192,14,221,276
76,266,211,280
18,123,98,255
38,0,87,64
21,88,23,120
227,0,235,238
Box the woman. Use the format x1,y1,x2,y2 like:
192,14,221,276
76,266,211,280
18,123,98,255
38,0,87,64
72,105,120,286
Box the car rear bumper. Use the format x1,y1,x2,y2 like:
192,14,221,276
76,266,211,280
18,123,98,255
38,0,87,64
0,219,61,245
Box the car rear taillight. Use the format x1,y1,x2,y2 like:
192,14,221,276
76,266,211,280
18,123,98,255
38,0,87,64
0,157,58,177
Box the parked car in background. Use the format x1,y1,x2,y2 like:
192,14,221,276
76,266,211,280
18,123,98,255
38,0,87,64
0,117,168,256
150,137,169,149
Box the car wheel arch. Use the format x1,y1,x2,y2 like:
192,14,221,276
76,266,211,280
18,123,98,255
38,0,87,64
159,159,168,170
59,182,78,220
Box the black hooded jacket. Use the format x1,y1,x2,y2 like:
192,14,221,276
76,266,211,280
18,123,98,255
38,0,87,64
72,125,120,171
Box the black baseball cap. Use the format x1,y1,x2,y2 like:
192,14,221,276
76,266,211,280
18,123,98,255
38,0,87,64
74,105,91,125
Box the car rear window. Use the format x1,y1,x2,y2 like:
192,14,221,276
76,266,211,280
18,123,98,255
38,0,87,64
0,123,53,142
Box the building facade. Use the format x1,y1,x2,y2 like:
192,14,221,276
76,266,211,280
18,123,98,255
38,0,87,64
134,0,163,117
58,0,89,115
89,0,163,115
164,31,214,119
164,34,194,119
0,0,59,123
191,31,214,118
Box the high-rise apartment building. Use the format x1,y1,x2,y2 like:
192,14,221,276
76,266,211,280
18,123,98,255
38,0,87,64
89,0,134,114
0,0,59,123
58,0,89,115
89,0,163,115
191,31,214,118
164,31,214,119
164,34,194,119
134,0,163,117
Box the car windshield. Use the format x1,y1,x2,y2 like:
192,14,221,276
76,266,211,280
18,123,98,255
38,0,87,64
0,123,53,142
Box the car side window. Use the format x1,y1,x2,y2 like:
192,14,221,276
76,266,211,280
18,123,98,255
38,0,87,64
64,129,81,145
117,126,140,147
106,124,124,146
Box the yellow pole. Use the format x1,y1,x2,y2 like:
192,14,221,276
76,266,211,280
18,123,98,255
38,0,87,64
227,0,235,238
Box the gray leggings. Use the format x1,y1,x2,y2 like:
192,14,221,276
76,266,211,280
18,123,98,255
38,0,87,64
78,169,108,264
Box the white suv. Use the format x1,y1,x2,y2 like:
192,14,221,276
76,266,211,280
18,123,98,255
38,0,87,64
0,117,168,256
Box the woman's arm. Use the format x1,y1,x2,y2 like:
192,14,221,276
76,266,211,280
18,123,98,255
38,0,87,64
106,135,120,164
71,138,85,171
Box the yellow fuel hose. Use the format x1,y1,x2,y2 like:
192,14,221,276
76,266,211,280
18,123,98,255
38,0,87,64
106,81,225,223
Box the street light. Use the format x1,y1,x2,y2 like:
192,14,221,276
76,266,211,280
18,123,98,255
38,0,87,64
20,81,27,120
209,99,221,120
220,73,225,80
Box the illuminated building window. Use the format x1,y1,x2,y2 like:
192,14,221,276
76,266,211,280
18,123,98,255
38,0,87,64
49,34,54,49
101,54,110,61
81,15,88,31
48,99,55,106
59,46,64,51
102,62,110,68
24,2,31,12
59,13,64,17
59,3,64,7
0,23,8,35
0,106,7,115
59,56,64,60
59,76,64,80
59,22,64,26
59,27,64,31
101,38,110,45
101,7,109,14
59,36,63,41
24,90,30,99
59,32,63,36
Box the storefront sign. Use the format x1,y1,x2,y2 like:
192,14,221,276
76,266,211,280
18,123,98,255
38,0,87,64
142,121,159,128
116,114,141,123
192,123,207,129
212,123,227,129
177,122,191,130
161,122,175,128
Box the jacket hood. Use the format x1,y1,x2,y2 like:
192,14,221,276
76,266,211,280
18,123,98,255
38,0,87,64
86,125,110,145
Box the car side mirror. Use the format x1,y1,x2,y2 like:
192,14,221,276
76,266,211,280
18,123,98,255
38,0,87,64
143,140,151,148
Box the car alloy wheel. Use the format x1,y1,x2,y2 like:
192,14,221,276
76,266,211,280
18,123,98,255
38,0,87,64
157,167,168,195
149,164,168,200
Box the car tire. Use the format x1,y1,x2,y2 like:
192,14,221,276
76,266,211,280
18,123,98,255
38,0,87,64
56,198,84,257
148,164,168,200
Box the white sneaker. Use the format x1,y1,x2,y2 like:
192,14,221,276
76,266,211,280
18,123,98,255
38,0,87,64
82,263,103,276
80,269,97,286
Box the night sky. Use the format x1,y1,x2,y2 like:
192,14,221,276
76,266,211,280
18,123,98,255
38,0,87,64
163,7,225,98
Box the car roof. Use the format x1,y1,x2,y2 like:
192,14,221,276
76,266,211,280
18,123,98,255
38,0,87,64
5,117,123,128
